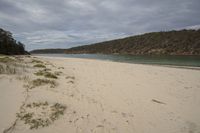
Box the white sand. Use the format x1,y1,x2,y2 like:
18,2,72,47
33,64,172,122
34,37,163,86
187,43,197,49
0,56,200,133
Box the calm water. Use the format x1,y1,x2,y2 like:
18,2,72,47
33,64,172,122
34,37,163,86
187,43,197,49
35,54,200,67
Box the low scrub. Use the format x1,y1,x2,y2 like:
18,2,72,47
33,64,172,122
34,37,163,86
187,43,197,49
33,64,46,68
31,59,43,64
44,73,58,79
30,78,57,88
16,75,30,82
34,69,58,79
0,56,15,63
0,56,29,75
17,102,66,129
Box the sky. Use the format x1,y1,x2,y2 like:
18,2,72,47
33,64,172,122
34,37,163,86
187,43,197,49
0,0,200,51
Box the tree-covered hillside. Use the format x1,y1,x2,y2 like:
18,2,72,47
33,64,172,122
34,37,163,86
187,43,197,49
64,29,200,55
30,49,66,54
0,28,28,55
31,29,200,55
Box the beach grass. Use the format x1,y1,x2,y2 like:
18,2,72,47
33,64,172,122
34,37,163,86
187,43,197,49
17,102,66,129
34,69,58,79
0,64,16,74
33,64,46,68
0,56,15,63
31,59,43,64
31,78,57,88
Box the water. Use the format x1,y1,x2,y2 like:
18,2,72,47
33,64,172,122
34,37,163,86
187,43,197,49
34,54,200,67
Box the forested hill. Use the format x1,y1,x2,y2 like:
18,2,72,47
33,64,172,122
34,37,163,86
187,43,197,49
30,49,66,54
31,29,200,55
0,28,28,55
64,29,200,55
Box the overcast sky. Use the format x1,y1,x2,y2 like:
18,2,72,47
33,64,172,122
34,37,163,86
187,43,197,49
0,0,200,50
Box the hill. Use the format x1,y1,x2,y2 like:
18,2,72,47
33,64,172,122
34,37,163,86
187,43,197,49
0,28,28,55
30,49,66,54
31,29,200,55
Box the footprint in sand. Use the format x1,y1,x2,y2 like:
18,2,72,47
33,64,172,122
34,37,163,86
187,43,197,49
121,112,134,118
182,121,200,133
184,86,192,89
110,110,118,113
66,76,75,84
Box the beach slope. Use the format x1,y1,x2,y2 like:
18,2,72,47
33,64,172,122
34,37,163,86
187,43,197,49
0,56,200,133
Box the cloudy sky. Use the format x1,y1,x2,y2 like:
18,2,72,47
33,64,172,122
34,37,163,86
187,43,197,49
0,0,200,51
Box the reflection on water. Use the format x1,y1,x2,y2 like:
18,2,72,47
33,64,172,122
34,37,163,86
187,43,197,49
35,54,200,67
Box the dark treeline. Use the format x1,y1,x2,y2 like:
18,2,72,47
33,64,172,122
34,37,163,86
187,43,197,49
30,49,66,54
0,28,28,55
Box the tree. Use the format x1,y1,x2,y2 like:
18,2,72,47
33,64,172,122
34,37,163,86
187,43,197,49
0,28,27,55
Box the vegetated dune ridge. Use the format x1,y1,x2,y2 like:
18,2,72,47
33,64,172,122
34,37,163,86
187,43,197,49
31,29,200,55
0,55,200,133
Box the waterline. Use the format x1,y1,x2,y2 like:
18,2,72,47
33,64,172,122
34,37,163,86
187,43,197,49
34,54,200,67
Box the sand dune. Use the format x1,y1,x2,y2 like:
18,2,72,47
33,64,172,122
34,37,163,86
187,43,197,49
0,56,200,133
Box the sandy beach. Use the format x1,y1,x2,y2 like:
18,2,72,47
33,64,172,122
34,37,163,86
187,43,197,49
0,56,200,133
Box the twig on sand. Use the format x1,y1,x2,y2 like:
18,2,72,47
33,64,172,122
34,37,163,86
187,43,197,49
152,99,166,104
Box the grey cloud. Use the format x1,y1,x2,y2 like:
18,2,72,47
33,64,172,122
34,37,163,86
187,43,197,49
0,0,200,50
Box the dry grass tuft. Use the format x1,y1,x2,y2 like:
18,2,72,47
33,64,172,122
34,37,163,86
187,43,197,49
44,73,57,79
30,78,57,89
16,75,30,82
34,69,58,79
0,56,15,63
33,64,46,68
17,102,66,129
0,56,30,75
31,59,43,64
54,71,62,76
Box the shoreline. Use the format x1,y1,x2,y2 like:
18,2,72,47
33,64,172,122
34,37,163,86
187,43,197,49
34,55,200,70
